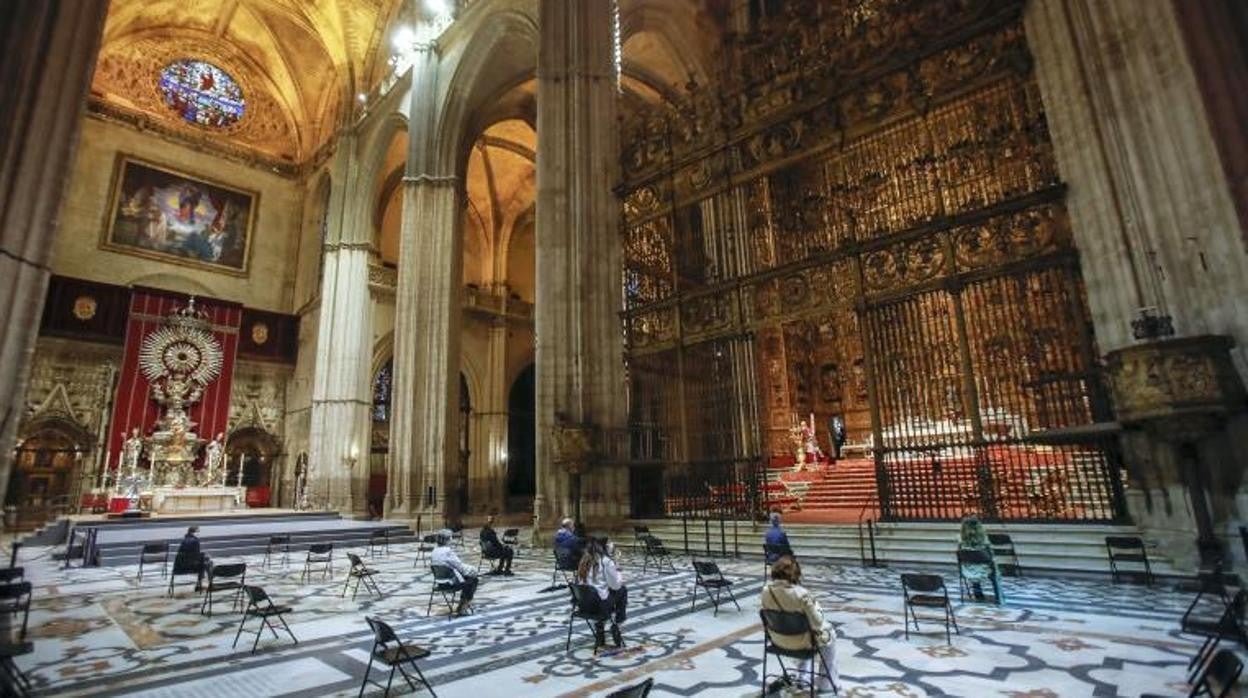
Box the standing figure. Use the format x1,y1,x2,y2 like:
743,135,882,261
121,428,143,478
830,415,847,461
799,419,822,464
203,433,224,487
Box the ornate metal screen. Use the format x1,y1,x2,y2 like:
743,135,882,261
618,0,1126,522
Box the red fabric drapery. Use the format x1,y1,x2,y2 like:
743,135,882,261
106,288,242,471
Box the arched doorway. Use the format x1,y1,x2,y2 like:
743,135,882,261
506,364,535,511
9,419,92,526
369,359,393,518
225,427,280,507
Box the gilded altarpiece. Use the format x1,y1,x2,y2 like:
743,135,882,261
619,0,1126,523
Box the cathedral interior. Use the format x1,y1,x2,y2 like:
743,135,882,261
1,0,1247,695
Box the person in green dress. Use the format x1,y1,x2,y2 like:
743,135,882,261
958,516,1004,603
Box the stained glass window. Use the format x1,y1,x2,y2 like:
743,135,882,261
158,59,245,128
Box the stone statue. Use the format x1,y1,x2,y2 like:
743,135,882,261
203,433,224,486
121,428,143,477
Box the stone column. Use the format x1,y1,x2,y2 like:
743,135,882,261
307,141,374,515
535,0,628,528
0,1,108,501
388,43,464,524
469,315,508,515
1026,0,1248,569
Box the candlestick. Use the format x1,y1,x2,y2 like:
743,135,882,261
234,453,244,488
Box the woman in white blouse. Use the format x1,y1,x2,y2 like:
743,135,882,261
576,538,628,648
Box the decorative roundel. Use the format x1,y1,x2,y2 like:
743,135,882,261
158,59,245,129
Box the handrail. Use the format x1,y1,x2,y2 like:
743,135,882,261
857,468,882,568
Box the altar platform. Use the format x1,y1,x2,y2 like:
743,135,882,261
60,510,419,567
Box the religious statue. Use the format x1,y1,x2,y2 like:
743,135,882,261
121,428,143,477
203,433,224,486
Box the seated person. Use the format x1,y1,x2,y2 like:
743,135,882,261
576,538,628,648
761,555,838,693
479,515,514,575
764,511,794,563
431,531,479,616
958,516,1003,603
174,526,208,591
553,517,583,566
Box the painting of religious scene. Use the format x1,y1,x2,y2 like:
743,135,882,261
102,156,257,275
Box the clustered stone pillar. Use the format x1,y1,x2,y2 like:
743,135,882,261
1026,0,1248,569
534,0,628,530
469,316,508,515
388,43,464,524
0,1,108,502
307,141,375,515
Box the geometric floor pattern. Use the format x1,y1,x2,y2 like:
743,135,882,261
16,538,1213,697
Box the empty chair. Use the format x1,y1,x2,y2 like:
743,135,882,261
359,616,436,697
301,543,334,583
633,525,652,554
427,564,472,617
566,583,617,653
137,542,169,581
413,534,438,567
1106,536,1154,585
987,533,1022,577
344,553,383,600
641,535,676,575
369,529,391,558
1183,590,1248,680
956,548,1002,604
606,677,653,698
690,560,740,616
200,562,247,616
263,535,291,568
232,585,297,654
901,573,959,643
449,524,465,548
1142,648,1243,698
0,635,32,697
0,583,32,642
759,608,838,697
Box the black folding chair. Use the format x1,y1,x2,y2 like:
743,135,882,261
690,560,740,615
1182,590,1248,680
427,564,471,616
167,552,206,597
759,608,837,697
476,540,504,575
0,583,32,641
606,677,654,698
956,548,1001,604
1106,536,1154,585
232,585,297,654
642,535,676,574
301,543,334,582
566,583,616,653
359,616,437,697
501,528,520,548
413,534,438,568
263,535,291,568
137,543,169,581
0,639,32,697
552,547,579,586
369,529,391,558
450,525,465,548
1181,563,1240,638
901,573,959,643
1142,647,1243,698
763,543,794,579
633,525,652,554
344,553,384,599
987,533,1022,577
200,562,247,616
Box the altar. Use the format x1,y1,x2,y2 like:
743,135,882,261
152,486,241,514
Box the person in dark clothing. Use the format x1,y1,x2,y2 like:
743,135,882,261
830,415,847,461
764,512,794,564
479,515,514,574
554,517,584,566
174,526,207,590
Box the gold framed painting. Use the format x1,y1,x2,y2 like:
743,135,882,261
100,155,258,275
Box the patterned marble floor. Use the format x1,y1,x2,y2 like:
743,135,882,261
11,536,1221,697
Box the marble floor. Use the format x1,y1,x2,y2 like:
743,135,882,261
11,536,1218,697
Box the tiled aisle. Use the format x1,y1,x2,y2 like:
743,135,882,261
16,539,1205,697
